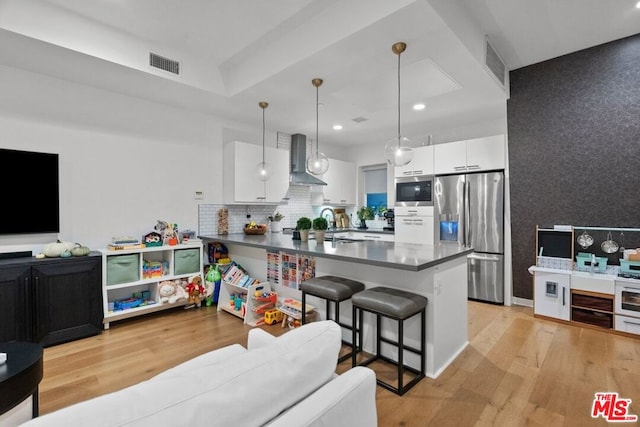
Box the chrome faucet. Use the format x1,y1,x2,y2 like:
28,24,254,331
320,207,336,229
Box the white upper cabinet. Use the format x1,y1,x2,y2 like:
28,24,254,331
394,145,434,177
223,141,289,204
319,158,356,206
434,135,506,175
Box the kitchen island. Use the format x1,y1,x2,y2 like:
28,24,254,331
200,233,473,378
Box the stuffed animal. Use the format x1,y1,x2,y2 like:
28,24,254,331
185,275,205,307
158,280,188,304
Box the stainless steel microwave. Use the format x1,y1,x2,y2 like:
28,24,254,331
395,175,433,206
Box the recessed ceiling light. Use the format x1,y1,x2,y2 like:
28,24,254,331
413,103,426,111
333,124,343,130
637,1,640,8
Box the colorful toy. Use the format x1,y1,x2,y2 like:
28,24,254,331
264,308,284,325
184,275,205,307
205,264,222,307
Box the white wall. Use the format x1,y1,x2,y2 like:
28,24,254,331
0,64,224,254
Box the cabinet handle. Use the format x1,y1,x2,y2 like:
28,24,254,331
413,170,423,175
454,166,467,171
562,287,566,306
324,199,331,203
340,200,347,203
363,235,380,239
402,171,412,176
256,197,266,200
467,165,480,170
623,320,640,326
282,197,290,201
413,219,423,224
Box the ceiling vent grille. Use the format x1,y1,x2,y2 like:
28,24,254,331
149,52,180,75
485,37,506,88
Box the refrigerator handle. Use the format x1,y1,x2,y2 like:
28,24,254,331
464,179,470,247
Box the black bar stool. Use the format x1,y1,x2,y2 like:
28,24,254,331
351,286,427,396
301,275,365,362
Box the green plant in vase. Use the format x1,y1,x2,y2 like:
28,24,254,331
312,217,329,243
357,206,375,229
296,217,312,242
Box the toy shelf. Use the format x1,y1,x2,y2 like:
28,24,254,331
218,280,273,326
100,243,204,329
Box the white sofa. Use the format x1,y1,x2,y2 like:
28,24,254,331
22,320,377,427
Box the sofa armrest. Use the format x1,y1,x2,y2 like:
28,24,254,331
265,367,377,427
247,327,276,350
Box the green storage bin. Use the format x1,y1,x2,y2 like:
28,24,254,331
174,248,200,275
107,254,140,285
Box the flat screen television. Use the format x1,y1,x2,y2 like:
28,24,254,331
0,148,59,235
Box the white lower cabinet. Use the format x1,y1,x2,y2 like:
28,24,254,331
533,271,570,321
394,206,434,245
614,314,640,335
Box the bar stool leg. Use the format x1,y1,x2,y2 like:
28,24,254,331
301,292,307,324
421,309,426,377
398,318,404,394
352,305,358,367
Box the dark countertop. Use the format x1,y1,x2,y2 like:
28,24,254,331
199,233,473,272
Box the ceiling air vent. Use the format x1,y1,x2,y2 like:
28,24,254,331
485,37,506,89
149,52,180,75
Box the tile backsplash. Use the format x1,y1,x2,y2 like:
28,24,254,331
198,186,357,235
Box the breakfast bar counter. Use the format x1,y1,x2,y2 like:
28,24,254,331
199,232,472,272
199,233,473,378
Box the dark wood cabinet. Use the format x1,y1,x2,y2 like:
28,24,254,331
0,254,103,347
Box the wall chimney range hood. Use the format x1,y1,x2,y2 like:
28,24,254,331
289,134,327,186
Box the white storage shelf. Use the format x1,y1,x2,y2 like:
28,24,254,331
100,243,204,329
218,279,272,326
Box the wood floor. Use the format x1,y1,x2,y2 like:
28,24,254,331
38,302,639,426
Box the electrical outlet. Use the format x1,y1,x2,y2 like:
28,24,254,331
193,191,204,200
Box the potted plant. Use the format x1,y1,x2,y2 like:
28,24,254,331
268,211,285,233
296,217,312,242
356,206,375,230
312,217,329,243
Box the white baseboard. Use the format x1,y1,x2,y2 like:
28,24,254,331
512,297,533,307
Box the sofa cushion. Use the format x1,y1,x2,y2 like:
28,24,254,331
153,343,246,379
265,366,378,427
24,320,341,427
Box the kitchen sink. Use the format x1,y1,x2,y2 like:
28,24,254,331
322,237,365,243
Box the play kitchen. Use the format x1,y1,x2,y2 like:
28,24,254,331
531,225,640,336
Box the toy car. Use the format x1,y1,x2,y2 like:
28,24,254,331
264,308,284,325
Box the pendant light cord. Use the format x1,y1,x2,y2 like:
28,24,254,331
262,107,266,162
315,84,319,156
397,50,401,145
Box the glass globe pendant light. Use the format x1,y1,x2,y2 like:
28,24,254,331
384,42,414,167
306,78,329,175
256,101,272,182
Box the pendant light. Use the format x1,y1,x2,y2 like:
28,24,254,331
384,42,414,167
256,101,272,182
306,78,329,175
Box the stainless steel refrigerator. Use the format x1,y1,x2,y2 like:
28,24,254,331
434,171,504,304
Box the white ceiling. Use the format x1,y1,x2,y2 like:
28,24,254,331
0,0,638,147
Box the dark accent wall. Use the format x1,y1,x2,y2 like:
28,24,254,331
507,34,640,300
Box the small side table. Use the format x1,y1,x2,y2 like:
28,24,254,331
0,342,44,419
